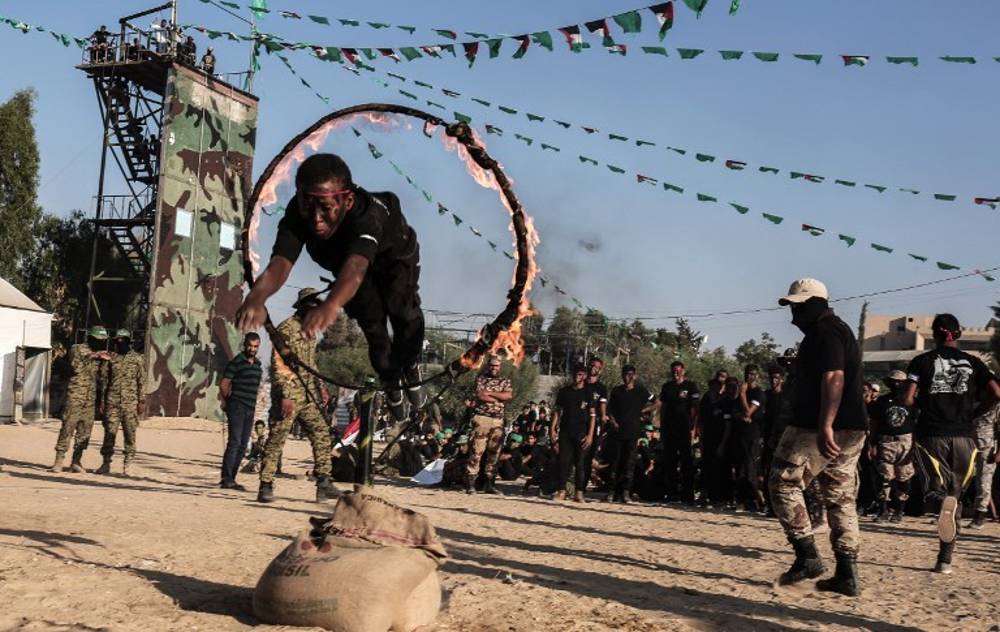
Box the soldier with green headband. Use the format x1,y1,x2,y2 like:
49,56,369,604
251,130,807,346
52,326,112,472
96,329,146,477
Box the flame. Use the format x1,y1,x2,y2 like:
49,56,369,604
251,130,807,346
440,127,540,367
250,111,397,277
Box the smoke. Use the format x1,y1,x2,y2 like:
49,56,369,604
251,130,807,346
577,236,602,253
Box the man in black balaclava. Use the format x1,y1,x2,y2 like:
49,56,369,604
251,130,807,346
767,279,868,597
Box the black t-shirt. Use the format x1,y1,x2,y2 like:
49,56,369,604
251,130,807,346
271,188,417,276
737,386,766,438
763,389,791,445
906,347,996,437
587,381,609,415
790,311,868,431
869,393,915,437
609,383,653,439
555,384,593,440
659,380,701,431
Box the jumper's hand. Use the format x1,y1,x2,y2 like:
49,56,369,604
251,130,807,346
302,302,340,339
236,296,268,332
281,398,295,418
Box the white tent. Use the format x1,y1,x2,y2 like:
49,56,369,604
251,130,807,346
0,277,52,421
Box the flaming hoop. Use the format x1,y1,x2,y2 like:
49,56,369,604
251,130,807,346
241,103,537,387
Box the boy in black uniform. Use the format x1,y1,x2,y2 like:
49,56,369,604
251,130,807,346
733,364,766,511
551,364,596,502
583,357,609,491
901,313,1000,573
605,364,655,503
658,361,701,503
237,154,425,422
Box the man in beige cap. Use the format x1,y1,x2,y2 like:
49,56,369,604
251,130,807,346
768,278,868,597
866,370,915,523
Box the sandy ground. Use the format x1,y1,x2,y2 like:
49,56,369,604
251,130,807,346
1,418,998,632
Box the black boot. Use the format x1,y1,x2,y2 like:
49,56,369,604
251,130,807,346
385,380,408,423
778,535,826,586
463,472,475,495
315,476,339,502
403,364,426,411
872,499,890,523
482,477,503,495
889,497,904,523
934,540,955,574
816,552,860,596
257,481,275,503
969,510,988,530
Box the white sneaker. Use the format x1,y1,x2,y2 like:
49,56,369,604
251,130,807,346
938,496,958,544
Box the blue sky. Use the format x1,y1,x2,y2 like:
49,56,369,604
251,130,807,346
1,1,998,353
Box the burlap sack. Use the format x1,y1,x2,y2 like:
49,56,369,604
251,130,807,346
253,487,447,632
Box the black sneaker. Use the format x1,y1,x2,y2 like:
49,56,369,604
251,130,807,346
220,480,247,491
969,510,988,529
257,481,275,503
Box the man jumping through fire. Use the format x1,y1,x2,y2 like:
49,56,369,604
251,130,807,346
236,153,425,423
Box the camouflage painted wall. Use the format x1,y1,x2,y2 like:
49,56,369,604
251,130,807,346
144,64,258,419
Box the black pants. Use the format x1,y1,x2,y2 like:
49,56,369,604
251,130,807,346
343,251,424,382
662,428,695,500
915,435,978,505
732,431,762,507
604,434,639,497
558,434,588,491
699,429,724,502
221,400,254,484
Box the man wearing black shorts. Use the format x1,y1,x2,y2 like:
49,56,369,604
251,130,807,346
551,364,596,502
901,313,1000,574
236,154,425,422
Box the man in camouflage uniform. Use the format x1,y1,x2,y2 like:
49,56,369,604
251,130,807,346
867,370,915,523
96,329,145,476
52,326,111,472
257,288,336,503
970,402,1000,528
769,279,868,597
465,356,512,495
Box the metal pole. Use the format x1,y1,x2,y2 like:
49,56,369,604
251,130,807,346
84,85,115,331
354,385,375,486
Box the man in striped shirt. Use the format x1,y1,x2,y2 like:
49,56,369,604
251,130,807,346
219,333,263,490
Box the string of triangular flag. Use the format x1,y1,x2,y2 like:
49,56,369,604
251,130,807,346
347,126,595,307
199,0,698,48
272,50,992,283
0,15,92,48
327,63,997,211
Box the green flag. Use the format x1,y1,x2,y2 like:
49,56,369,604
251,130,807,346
579,156,598,165
664,183,684,194
531,32,553,51
613,11,642,33
485,124,503,135
636,140,656,147
900,188,920,195
399,47,422,61
682,0,709,16
642,46,669,57
936,262,960,271
835,179,856,187
793,53,823,64
838,234,856,247
609,133,628,142
422,190,432,203
437,203,449,215
397,25,416,34
719,50,744,60
753,52,780,62
607,165,626,174
730,203,749,214
250,0,268,18
730,0,741,14
399,90,418,100
367,143,382,159
555,121,572,128
864,184,887,193
762,213,784,225
454,111,472,124
527,113,545,122
338,19,360,26
886,56,919,66
678,48,704,60
472,97,491,107
487,38,503,58
414,80,433,88
909,253,928,262
934,193,957,201
368,22,390,29
871,243,894,253
488,241,498,251
667,147,687,155
940,56,976,64
695,153,715,162
541,143,560,152
697,193,717,202
759,166,779,174
515,134,533,145
452,215,463,226
499,105,518,114
435,29,458,40
308,15,330,25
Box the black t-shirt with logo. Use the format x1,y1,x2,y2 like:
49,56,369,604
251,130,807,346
272,188,418,275
587,380,609,417
906,347,996,438
555,384,593,440
659,380,701,433
738,386,766,438
869,393,915,437
608,383,653,439
790,311,868,431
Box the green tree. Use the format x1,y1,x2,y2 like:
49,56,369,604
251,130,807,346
734,332,780,372
0,89,42,285
434,355,539,426
315,312,375,388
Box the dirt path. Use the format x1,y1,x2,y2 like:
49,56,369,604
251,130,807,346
1,419,997,631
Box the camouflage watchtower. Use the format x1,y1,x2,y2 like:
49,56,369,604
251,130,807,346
77,4,259,419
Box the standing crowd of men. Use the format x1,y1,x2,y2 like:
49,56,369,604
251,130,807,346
88,21,218,75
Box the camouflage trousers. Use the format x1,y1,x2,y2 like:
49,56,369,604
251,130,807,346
54,415,98,457
259,397,332,484
769,426,866,554
973,420,997,513
100,404,139,462
875,433,915,502
466,415,504,479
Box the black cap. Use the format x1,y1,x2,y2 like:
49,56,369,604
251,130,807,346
622,364,636,374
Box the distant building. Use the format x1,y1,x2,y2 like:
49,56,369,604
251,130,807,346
0,277,53,421
860,314,996,374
